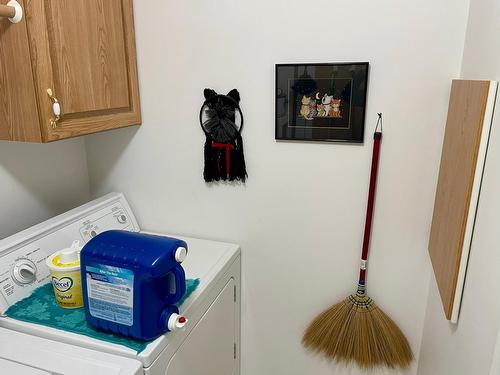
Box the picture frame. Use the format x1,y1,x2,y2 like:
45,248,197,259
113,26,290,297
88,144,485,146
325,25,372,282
275,62,369,143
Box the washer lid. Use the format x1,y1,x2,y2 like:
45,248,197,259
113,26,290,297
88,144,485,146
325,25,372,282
0,358,51,375
0,327,142,375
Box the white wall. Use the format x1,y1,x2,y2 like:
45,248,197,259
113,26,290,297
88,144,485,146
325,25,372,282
85,1,470,374
0,139,90,239
417,1,500,374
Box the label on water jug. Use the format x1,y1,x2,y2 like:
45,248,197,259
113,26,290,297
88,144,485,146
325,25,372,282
85,263,134,326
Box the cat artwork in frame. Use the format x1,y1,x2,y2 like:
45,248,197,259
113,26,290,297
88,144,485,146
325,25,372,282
275,62,369,143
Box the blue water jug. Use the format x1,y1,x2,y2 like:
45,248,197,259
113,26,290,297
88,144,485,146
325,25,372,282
80,230,188,341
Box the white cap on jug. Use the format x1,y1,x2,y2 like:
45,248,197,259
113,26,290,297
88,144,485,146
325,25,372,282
175,247,187,263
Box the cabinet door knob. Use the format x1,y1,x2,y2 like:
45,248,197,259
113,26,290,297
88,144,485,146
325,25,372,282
0,1,23,24
46,89,62,129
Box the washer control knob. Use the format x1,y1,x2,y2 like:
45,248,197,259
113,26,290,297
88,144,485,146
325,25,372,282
175,247,187,263
12,259,37,285
117,214,127,224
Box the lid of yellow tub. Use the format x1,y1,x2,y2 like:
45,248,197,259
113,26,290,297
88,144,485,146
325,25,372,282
51,255,80,268
47,240,81,270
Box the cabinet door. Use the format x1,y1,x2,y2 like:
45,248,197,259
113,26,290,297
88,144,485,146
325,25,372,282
0,0,41,142
25,0,140,142
429,80,497,322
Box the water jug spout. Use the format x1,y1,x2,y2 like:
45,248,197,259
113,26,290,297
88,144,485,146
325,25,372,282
168,313,188,331
160,305,188,332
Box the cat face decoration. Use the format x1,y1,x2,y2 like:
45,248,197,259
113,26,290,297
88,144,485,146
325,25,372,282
199,88,247,183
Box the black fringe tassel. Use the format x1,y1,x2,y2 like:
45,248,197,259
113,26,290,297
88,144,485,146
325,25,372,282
204,134,247,183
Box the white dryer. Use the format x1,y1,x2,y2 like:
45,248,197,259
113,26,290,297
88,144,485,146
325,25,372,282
0,193,241,375
0,326,142,374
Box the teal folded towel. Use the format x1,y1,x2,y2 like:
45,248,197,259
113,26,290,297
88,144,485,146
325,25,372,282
5,278,200,353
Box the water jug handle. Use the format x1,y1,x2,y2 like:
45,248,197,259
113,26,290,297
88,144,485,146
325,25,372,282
169,265,186,304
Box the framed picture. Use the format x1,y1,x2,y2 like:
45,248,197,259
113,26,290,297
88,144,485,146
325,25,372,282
275,62,369,143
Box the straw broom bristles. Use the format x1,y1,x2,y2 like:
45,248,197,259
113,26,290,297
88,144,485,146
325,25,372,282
302,290,413,369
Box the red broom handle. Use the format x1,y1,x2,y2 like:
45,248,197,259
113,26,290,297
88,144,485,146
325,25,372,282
358,115,383,285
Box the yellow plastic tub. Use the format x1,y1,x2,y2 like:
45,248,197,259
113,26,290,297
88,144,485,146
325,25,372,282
46,240,83,309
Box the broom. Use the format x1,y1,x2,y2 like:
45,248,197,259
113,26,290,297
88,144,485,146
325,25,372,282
302,114,413,369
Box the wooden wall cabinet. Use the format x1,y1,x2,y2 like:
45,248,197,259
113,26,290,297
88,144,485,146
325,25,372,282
0,0,141,143
429,80,498,322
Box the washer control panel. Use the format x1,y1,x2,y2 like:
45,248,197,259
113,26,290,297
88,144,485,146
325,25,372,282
79,204,134,242
0,244,51,307
0,194,139,312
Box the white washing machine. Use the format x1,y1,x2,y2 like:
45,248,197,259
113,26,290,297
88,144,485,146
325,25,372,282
0,193,241,375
